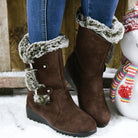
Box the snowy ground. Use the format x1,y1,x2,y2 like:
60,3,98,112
0,89,138,138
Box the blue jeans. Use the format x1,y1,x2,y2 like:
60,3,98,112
27,0,119,43
81,0,119,27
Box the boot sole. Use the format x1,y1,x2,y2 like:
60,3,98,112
26,106,97,137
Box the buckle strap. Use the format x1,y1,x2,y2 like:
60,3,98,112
25,68,45,91
25,68,51,104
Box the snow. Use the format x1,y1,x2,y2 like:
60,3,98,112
0,90,138,138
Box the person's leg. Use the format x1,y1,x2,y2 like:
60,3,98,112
66,0,124,127
18,0,97,136
27,0,66,43
81,0,119,27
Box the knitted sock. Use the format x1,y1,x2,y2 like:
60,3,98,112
81,0,119,27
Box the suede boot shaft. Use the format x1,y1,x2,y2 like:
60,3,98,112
18,34,97,137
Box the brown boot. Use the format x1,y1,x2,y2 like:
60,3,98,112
18,34,97,137
66,8,124,127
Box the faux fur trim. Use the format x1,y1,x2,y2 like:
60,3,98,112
18,34,66,104
25,68,45,91
18,34,69,64
33,94,50,105
25,68,51,104
76,7,125,44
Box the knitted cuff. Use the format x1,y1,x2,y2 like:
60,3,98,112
76,7,125,44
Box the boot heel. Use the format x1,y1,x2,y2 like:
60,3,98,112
26,106,48,125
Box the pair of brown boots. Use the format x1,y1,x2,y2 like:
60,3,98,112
18,9,124,137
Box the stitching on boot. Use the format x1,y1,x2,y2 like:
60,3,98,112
76,7,125,44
